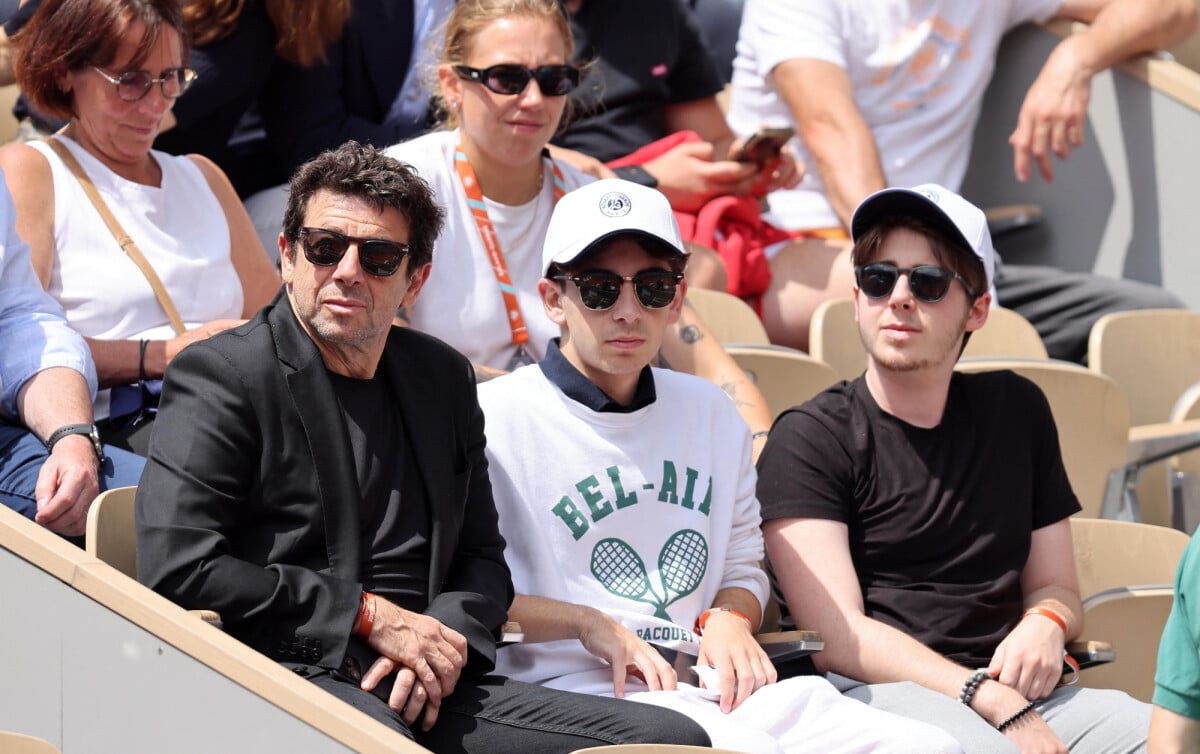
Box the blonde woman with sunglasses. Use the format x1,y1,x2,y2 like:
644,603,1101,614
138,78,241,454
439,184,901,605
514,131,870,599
0,0,279,454
386,0,773,454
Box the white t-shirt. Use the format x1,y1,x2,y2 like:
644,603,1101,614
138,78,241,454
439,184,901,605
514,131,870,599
384,130,592,369
727,0,1061,231
478,364,767,696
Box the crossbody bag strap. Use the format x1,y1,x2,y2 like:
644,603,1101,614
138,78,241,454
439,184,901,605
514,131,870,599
44,137,186,335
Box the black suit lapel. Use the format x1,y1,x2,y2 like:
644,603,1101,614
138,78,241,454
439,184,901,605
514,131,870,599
269,295,363,580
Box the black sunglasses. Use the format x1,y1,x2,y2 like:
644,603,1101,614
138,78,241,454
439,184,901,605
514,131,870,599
855,263,977,304
454,64,580,97
298,227,410,277
91,66,198,102
554,270,684,311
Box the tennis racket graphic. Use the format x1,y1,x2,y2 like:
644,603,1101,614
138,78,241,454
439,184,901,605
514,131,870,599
590,529,708,620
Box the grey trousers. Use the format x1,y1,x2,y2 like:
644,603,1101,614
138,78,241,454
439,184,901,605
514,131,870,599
830,674,1149,753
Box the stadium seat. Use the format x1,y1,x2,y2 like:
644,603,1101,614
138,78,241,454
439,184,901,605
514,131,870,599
0,731,61,754
685,287,770,345
724,345,838,419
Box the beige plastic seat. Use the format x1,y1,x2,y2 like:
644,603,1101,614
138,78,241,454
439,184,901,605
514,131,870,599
85,485,138,579
1070,518,1189,702
954,360,1129,518
1088,309,1200,427
0,731,62,754
724,345,839,420
810,298,1047,381
86,486,222,624
684,287,769,346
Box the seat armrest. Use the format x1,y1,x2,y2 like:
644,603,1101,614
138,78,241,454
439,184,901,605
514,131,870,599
755,629,824,662
500,621,524,645
1067,639,1115,670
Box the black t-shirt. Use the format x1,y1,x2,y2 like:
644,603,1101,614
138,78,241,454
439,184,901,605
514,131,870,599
756,371,1081,668
554,0,725,162
329,367,430,612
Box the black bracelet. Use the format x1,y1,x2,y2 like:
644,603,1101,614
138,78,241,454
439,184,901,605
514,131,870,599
752,430,770,440
996,700,1038,732
138,339,149,385
958,669,992,707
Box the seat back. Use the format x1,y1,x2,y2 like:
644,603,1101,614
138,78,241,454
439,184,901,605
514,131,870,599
0,731,62,754
85,485,138,579
955,360,1129,518
1069,518,1187,702
1088,309,1200,427
811,298,1049,382
684,288,769,345
725,345,839,420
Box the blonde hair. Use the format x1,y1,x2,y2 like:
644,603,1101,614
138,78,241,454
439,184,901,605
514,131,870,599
430,0,575,129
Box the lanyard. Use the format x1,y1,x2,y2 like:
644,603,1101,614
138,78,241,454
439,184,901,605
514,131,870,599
454,140,566,347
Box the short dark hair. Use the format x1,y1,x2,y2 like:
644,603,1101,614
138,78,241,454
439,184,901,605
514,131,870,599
851,213,988,300
547,234,689,286
16,0,189,120
282,141,445,272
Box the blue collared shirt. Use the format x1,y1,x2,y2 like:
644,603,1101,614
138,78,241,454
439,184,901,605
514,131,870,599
0,172,95,418
538,337,657,413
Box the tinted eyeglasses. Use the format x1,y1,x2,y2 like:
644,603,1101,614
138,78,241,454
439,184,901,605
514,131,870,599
855,262,977,303
454,64,580,97
298,227,411,278
91,66,198,102
554,270,684,311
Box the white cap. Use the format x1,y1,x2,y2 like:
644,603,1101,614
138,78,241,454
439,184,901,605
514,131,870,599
850,183,995,290
542,178,686,275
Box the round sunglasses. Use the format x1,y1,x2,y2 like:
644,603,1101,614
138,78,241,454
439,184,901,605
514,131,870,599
454,64,580,97
91,66,198,102
298,227,411,277
554,270,684,311
855,262,977,303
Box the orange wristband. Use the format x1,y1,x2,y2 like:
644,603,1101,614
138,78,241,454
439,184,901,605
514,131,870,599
1024,606,1067,636
695,607,752,635
354,592,377,638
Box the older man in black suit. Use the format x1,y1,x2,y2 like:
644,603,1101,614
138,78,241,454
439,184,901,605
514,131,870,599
135,141,709,752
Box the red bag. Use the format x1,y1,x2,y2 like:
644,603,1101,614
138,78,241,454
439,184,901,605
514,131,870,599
607,131,789,309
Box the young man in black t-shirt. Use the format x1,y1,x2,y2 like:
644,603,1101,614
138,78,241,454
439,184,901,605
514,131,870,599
756,184,1150,753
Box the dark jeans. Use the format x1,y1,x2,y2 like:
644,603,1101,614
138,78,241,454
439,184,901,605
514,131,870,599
994,258,1183,364
310,671,711,753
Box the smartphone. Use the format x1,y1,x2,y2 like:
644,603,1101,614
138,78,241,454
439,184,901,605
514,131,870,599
734,126,795,163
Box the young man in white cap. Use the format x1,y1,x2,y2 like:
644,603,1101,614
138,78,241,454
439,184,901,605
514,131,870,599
476,178,960,753
756,184,1151,752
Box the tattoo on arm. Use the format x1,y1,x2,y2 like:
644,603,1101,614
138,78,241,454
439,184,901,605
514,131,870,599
679,325,704,345
720,381,752,409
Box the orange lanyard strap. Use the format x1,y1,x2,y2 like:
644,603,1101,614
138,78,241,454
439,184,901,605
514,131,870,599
454,140,565,347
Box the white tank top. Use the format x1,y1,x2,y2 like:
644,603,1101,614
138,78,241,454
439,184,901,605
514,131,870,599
29,136,241,343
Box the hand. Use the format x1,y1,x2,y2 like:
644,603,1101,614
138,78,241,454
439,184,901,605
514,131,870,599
577,609,677,697
366,597,468,708
34,433,100,536
361,658,442,731
974,680,1067,754
1009,38,1093,183
644,141,758,212
987,613,1066,701
696,610,776,713
165,319,247,363
749,149,804,197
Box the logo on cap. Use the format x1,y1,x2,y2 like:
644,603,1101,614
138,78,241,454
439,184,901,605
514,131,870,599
920,187,940,203
599,191,632,217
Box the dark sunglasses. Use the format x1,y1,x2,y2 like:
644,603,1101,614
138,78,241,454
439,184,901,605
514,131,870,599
554,270,684,311
298,227,410,277
454,64,580,97
855,263,977,304
91,66,198,102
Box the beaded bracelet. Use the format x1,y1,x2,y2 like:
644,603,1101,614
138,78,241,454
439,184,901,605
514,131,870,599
996,700,1038,732
958,669,992,707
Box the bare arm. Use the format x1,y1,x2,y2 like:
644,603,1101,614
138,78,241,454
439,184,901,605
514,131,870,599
1150,706,1200,754
189,154,280,314
765,517,1066,750
1011,0,1199,181
696,586,776,713
770,58,886,229
17,367,100,536
508,593,678,697
658,303,773,460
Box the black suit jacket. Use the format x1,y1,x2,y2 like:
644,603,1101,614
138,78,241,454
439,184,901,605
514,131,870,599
136,291,512,675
